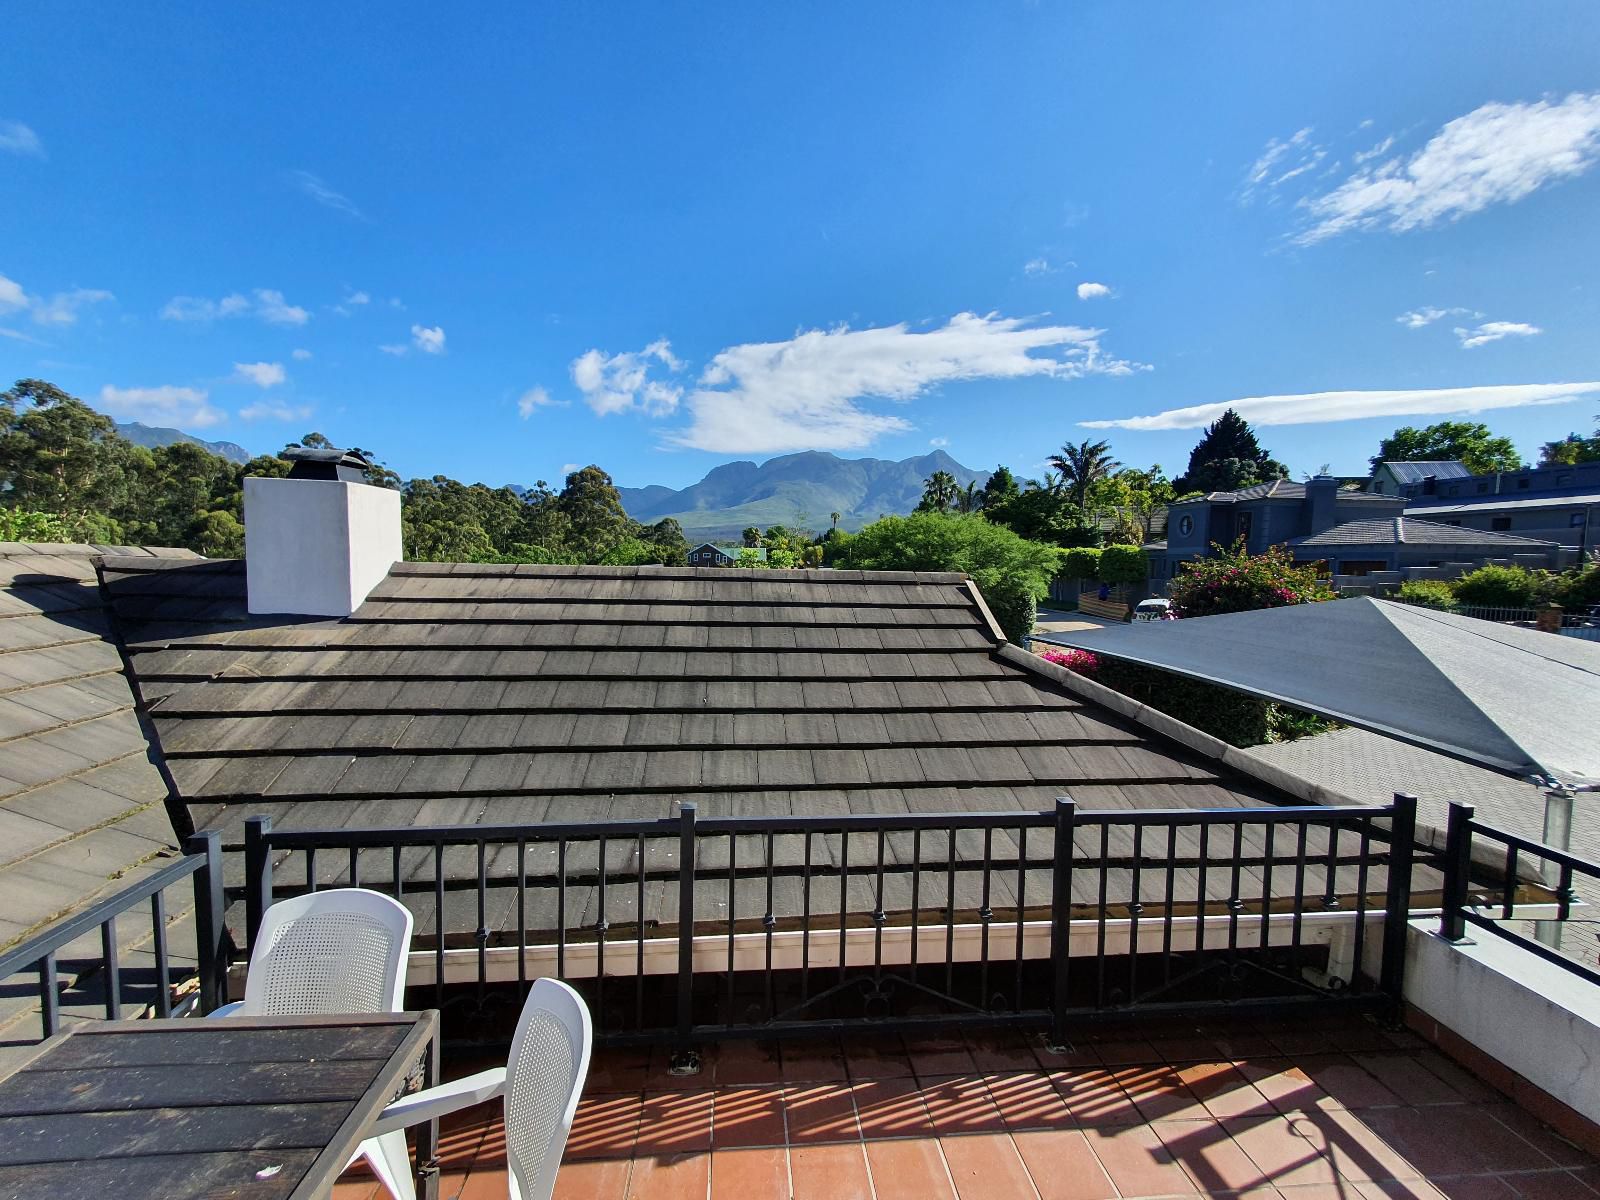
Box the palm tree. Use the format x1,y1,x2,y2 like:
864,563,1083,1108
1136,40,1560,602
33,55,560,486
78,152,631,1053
1050,439,1120,517
956,481,981,514
741,526,762,547
830,511,841,534
919,470,959,513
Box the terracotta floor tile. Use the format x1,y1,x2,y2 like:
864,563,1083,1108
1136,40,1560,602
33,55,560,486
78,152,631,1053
920,1074,1007,1135
790,1142,873,1200
1402,1178,1519,1199
781,1037,849,1083
1498,1169,1600,1199
1434,1106,1559,1174
1295,1055,1403,1110
624,1150,710,1200
1350,1180,1454,1200
711,1086,788,1148
1238,1058,1331,1114
1223,1114,1342,1189
940,1132,1040,1200
435,1170,475,1200
1413,1051,1502,1104
1155,1117,1273,1193
588,1048,654,1094
1118,1063,1210,1122
966,1031,1044,1074
330,1180,381,1200
986,1070,1076,1132
1032,1041,1102,1071
1093,1038,1162,1066
644,1044,718,1093
1298,1107,1425,1183
635,1090,715,1155
908,1036,978,1077
1353,1054,1467,1106
843,1034,915,1079
1012,1129,1117,1200
551,1156,633,1200
1488,1105,1597,1169
865,1136,958,1200
785,1081,862,1144
1147,1032,1226,1063
854,1075,936,1139
713,1039,784,1086
710,1146,789,1200
567,1092,645,1160
1175,1060,1276,1120
1081,1121,1200,1197
454,1165,511,1200
1051,1067,1143,1128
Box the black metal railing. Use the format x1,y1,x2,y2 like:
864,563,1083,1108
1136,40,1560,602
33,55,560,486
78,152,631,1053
0,832,228,1041
242,794,1419,1047
1438,801,1600,984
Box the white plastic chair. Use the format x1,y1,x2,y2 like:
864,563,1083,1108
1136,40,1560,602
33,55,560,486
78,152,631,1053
370,978,594,1200
211,888,416,1200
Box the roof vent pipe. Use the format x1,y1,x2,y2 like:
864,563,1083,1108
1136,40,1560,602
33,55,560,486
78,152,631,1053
244,447,402,617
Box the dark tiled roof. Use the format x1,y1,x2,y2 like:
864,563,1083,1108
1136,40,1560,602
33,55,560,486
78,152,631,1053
1288,517,1558,550
0,543,191,951
1174,480,1306,505
1376,461,1472,484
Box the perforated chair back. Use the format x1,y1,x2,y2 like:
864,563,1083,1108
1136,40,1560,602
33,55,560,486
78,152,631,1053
241,888,414,1016
502,978,593,1200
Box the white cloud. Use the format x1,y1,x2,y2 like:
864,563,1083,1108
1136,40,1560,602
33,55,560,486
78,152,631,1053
160,289,306,325
290,170,361,218
233,361,286,387
1396,306,1478,329
239,401,314,422
571,339,683,417
929,437,949,447
560,463,580,475
1076,282,1112,300
411,324,446,355
0,120,42,157
1297,92,1600,244
0,273,115,325
1455,320,1542,349
332,289,371,316
1023,258,1057,277
0,273,28,313
378,343,408,356
1242,127,1325,201
1353,135,1396,165
672,312,1146,454
1080,381,1600,431
291,348,312,361
98,384,225,428
0,327,42,345
517,386,567,418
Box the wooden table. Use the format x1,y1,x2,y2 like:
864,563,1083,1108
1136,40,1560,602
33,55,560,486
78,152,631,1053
0,1011,440,1200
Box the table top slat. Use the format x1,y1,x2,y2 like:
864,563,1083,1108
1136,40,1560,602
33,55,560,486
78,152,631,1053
0,1059,381,1117
33,1024,408,1070
0,1102,353,1165
0,1147,320,1200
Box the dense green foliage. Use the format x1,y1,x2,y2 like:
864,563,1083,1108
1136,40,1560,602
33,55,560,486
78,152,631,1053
1370,420,1521,475
1060,547,1102,580
1450,564,1537,609
1096,544,1149,585
1395,579,1459,610
1049,439,1119,517
1539,412,1600,466
1167,540,1334,618
1172,410,1289,494
0,378,690,566
828,512,1062,643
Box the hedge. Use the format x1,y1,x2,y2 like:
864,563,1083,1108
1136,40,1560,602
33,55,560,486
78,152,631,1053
1097,544,1148,584
1060,547,1102,580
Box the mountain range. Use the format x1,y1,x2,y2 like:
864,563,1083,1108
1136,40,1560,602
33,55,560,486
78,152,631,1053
115,421,252,464
613,450,989,540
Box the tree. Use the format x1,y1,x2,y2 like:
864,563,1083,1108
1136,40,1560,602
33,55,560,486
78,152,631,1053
917,470,960,513
1173,410,1288,493
557,465,632,560
1167,539,1334,618
741,526,762,547
956,480,981,514
980,465,1020,510
1539,413,1600,466
829,511,841,534
1049,439,1120,516
0,379,143,523
1370,421,1521,475
1086,463,1174,543
829,512,1062,642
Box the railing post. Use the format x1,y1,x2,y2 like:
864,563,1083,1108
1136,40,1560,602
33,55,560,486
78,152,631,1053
1048,797,1076,1048
1438,802,1475,943
1379,793,1417,1008
186,830,227,1014
670,802,699,1073
244,815,274,953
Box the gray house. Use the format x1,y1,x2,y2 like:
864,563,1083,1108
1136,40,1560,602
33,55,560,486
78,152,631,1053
1397,461,1600,552
1369,460,1473,497
1286,515,1563,576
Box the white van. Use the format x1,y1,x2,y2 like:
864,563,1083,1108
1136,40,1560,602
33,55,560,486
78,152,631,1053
1133,598,1173,622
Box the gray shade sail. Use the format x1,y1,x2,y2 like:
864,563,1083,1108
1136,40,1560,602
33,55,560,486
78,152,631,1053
1037,598,1600,784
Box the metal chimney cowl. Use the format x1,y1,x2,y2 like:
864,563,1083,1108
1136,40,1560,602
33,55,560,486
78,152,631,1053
243,449,402,617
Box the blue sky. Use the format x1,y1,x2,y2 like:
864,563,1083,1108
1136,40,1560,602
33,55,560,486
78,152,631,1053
3,3,1599,490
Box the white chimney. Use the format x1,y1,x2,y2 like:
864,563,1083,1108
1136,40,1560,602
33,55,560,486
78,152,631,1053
244,448,402,616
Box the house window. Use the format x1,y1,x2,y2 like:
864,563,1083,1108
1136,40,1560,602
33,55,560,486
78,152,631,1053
1491,517,1512,531
1177,514,1194,537
1237,512,1252,539
1557,473,1573,486
1338,560,1386,577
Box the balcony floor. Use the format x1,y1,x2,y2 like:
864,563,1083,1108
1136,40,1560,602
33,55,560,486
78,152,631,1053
333,1014,1600,1200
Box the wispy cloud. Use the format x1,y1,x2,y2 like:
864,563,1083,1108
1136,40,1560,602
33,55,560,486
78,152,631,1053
290,170,362,218
234,361,286,387
333,289,370,316
0,273,114,326
379,343,408,357
160,289,308,326
99,384,225,428
411,324,446,354
0,120,43,157
571,339,683,417
1396,306,1477,329
240,401,314,422
1296,93,1600,244
291,348,312,361
0,273,26,312
0,327,43,345
929,436,949,447
1455,320,1541,349
1242,127,1326,202
667,312,1146,454
1081,382,1599,431
1076,282,1112,300
1023,258,1060,277
517,386,568,418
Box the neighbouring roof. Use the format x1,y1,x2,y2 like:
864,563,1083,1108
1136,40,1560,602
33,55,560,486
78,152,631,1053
1406,491,1600,514
1175,480,1307,504
1036,598,1600,785
0,542,192,952
1287,517,1559,551
1375,461,1472,484
96,560,1341,936
690,543,766,561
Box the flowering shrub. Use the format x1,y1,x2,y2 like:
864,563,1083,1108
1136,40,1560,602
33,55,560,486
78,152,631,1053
1167,539,1334,618
1039,647,1099,675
